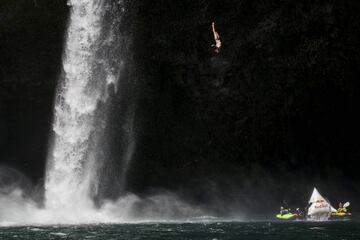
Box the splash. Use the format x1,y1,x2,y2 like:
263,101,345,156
0,186,204,225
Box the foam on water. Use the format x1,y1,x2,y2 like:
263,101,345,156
0,189,206,225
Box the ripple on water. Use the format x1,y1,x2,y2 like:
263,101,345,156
0,221,360,240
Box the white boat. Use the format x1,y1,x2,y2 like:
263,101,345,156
307,187,337,221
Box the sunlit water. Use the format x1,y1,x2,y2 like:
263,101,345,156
1,220,359,240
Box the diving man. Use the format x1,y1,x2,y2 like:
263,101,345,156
211,22,222,53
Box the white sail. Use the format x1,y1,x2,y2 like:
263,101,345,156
308,187,326,203
307,188,333,221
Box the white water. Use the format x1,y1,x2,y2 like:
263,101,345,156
45,0,107,211
0,0,205,225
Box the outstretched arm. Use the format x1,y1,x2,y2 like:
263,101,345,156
212,22,217,39
212,22,220,40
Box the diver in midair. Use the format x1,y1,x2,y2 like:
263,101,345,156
211,22,222,53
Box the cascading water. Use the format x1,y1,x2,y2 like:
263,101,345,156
45,0,121,211
0,0,205,225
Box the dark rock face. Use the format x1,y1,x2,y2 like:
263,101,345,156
129,0,360,213
0,0,68,182
1,0,360,214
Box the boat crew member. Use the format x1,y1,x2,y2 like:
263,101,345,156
337,202,347,213
280,206,289,215
295,208,301,216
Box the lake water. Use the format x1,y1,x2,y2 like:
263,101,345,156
1,219,359,240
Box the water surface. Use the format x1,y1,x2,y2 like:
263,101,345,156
1,220,359,240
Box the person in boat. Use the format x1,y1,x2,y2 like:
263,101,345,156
295,208,305,219
280,206,290,215
211,22,222,53
337,202,347,213
295,208,305,218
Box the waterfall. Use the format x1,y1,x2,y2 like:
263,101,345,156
0,0,205,225
45,0,122,211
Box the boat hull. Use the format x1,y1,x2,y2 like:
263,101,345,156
331,212,351,219
276,213,298,220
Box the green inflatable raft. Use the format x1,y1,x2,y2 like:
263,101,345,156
276,213,298,220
